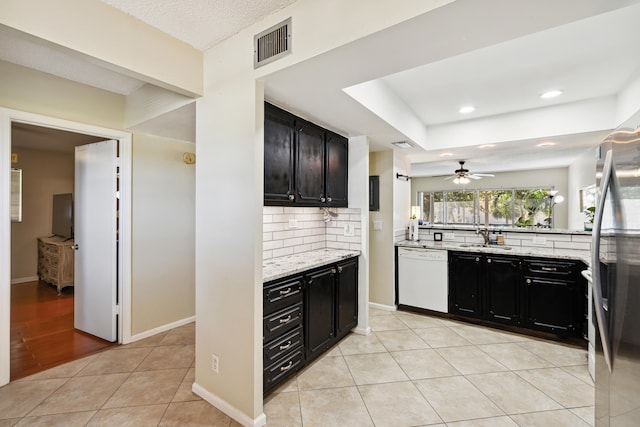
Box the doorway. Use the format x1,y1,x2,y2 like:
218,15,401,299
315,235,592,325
0,108,133,386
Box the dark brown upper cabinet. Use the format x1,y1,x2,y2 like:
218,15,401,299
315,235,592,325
264,102,348,207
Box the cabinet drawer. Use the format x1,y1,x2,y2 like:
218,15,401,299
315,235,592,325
263,302,303,343
524,259,578,280
264,348,305,392
263,277,303,316
264,325,304,367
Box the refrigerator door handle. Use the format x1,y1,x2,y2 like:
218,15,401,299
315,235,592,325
592,149,616,373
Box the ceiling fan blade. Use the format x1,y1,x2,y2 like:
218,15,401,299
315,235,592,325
468,175,482,180
443,175,456,180
472,173,495,177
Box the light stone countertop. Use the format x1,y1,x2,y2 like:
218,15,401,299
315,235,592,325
396,239,591,266
264,249,360,283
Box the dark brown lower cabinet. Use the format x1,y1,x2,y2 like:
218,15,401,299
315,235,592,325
448,252,586,339
263,256,358,394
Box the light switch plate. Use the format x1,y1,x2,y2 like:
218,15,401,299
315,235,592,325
288,219,299,229
343,224,355,237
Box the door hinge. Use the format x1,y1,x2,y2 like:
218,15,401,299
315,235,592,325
116,157,121,168
114,305,121,316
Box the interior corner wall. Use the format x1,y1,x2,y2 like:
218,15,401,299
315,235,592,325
567,148,596,230
393,152,412,233
131,133,195,334
0,61,125,129
10,147,74,281
369,151,395,307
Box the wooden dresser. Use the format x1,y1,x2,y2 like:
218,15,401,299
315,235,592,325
37,236,74,295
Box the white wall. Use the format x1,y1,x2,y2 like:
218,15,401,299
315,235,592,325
131,133,195,335
411,167,570,229
567,148,596,230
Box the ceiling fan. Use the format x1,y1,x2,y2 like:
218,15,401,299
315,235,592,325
444,160,495,184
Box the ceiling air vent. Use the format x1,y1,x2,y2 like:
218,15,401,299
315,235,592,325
254,18,292,69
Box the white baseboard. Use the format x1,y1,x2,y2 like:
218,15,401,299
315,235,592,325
192,382,266,427
368,302,397,312
126,315,195,344
11,276,38,285
353,326,371,335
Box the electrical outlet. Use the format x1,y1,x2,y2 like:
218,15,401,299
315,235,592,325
343,223,355,237
211,354,219,373
444,233,455,240
288,219,299,229
532,236,547,245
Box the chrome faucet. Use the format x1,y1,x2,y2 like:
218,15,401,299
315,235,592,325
476,227,490,245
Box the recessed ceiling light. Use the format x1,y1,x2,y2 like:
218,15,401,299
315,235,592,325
459,106,475,114
479,144,496,149
540,90,563,99
391,141,414,149
537,141,556,147
440,152,453,157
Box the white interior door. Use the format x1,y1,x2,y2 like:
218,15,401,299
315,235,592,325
74,140,118,342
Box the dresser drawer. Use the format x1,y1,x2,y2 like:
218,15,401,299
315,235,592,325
264,276,303,315
264,347,305,392
264,325,303,366
263,302,303,343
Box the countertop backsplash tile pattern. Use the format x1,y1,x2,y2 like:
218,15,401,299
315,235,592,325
263,207,361,260
409,227,592,254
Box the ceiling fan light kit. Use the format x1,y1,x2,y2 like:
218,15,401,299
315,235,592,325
446,160,494,184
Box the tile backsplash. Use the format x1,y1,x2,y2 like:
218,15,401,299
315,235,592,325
263,207,362,260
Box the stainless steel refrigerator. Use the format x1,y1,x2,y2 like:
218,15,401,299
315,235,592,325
591,108,640,426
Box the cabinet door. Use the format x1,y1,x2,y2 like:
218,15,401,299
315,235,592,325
484,256,520,325
264,103,296,205
305,267,335,360
524,277,579,336
449,252,482,318
336,258,358,339
296,120,326,205
325,131,348,207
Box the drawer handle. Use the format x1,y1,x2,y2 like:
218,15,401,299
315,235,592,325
280,361,293,372
526,278,532,285
279,315,292,324
279,288,292,295
279,341,292,350
541,267,557,272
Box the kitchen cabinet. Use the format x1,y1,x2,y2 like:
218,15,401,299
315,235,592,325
448,251,586,338
448,252,482,318
484,255,521,326
305,266,336,360
522,258,584,337
264,103,296,204
263,256,358,394
264,102,348,207
335,258,358,339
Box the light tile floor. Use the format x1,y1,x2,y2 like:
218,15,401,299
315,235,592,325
0,310,594,426
264,309,594,427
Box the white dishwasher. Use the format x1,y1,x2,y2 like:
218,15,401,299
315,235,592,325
398,247,448,313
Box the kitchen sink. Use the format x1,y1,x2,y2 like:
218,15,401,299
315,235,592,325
459,243,512,250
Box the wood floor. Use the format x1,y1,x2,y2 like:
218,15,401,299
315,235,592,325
10,280,116,381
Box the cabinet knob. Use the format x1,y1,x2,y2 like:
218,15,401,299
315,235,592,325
337,266,343,273
331,268,337,274
320,197,326,203
487,258,492,263
327,197,332,202
288,194,295,201
475,257,480,262
279,288,292,295
72,244,79,251
279,341,292,351
526,278,532,285
280,361,294,372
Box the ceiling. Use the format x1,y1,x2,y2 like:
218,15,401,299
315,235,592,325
4,1,640,175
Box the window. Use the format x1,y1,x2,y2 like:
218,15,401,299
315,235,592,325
418,187,554,227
